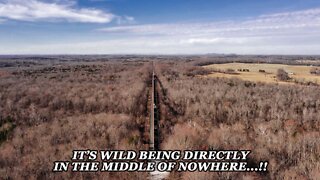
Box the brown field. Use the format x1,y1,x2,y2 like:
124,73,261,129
204,63,320,85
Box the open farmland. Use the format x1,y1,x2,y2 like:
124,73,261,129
204,63,320,85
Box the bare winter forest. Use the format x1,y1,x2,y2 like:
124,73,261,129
0,55,320,179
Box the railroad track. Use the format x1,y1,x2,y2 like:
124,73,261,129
150,62,160,150
149,62,169,180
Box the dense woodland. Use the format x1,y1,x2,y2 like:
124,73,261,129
0,55,319,179
0,60,150,179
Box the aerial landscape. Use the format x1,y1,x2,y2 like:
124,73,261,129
0,0,320,180
0,55,319,179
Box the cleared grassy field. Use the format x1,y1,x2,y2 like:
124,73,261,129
204,63,320,84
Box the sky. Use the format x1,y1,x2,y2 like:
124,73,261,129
0,0,320,55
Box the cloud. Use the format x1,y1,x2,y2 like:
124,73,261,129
181,38,247,45
0,0,114,23
88,7,320,54
116,15,135,25
98,7,320,36
1,7,320,54
3,33,320,55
